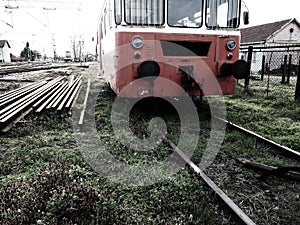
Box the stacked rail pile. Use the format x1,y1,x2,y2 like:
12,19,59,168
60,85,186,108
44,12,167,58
0,76,82,132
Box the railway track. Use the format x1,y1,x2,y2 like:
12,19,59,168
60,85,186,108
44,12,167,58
1,65,297,223
0,62,70,76
1,71,296,224
215,117,300,160
166,139,257,225
123,98,299,225
75,91,257,224
163,119,299,225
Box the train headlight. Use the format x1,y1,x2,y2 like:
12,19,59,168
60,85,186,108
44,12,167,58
132,37,143,49
226,39,236,51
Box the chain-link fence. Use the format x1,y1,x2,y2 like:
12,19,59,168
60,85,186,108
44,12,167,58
239,45,300,100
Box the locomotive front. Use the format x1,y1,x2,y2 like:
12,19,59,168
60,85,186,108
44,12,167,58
100,0,249,97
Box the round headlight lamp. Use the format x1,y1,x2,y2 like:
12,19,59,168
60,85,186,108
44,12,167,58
226,39,237,51
132,37,143,49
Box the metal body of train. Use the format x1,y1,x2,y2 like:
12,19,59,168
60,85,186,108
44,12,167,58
98,0,249,97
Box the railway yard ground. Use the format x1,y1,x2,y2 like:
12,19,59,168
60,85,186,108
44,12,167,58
0,62,299,224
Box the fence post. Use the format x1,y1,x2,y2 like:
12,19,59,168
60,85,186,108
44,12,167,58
287,54,292,84
282,55,287,84
261,55,265,81
245,46,253,90
266,63,270,98
295,60,300,102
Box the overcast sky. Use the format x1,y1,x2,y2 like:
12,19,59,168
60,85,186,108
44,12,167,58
0,0,299,57
244,0,300,26
0,0,99,56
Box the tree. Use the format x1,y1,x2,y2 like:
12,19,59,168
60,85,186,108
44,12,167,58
20,42,33,61
70,34,85,61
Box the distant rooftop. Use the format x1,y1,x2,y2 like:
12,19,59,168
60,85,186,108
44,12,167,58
0,40,11,48
240,18,300,44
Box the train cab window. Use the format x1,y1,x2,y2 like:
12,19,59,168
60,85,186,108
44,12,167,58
168,0,203,28
206,0,240,28
124,0,164,26
114,0,122,25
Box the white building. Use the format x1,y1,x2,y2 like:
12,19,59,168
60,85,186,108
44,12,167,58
240,18,300,73
0,40,11,63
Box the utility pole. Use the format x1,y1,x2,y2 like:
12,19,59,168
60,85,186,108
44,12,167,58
52,34,57,61
43,7,57,61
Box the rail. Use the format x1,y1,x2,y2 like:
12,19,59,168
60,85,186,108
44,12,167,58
167,139,257,225
214,117,300,160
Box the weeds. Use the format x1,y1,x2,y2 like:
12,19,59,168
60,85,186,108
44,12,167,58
226,85,300,150
1,65,299,224
0,79,230,224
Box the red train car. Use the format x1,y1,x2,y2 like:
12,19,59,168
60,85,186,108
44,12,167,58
99,0,249,97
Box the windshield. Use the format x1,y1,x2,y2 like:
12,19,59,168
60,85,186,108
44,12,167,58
206,0,240,28
168,0,203,27
124,0,165,25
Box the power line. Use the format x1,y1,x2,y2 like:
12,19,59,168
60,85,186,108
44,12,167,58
25,11,48,27
2,0,81,5
0,0,82,10
0,18,13,28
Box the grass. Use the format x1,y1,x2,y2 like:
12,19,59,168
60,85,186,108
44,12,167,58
241,74,297,99
225,84,300,150
223,84,300,171
0,79,233,224
0,66,299,224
